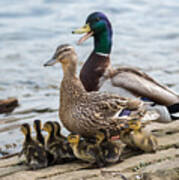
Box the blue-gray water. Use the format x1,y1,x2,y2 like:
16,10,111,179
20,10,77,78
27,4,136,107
0,0,179,156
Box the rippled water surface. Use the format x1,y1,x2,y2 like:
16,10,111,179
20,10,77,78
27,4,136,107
0,0,179,155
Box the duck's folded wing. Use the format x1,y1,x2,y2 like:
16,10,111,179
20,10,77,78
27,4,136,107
72,93,147,137
84,93,145,125
111,67,179,106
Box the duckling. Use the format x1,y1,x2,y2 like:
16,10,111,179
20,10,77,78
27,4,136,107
120,129,158,153
132,129,158,152
43,121,74,164
20,123,48,170
67,134,104,167
95,129,124,164
33,119,45,146
53,121,66,141
53,121,75,161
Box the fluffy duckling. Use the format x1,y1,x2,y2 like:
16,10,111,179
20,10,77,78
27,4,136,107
20,123,48,170
67,134,104,167
43,121,64,164
43,121,74,164
120,129,158,153
95,129,124,164
33,119,45,146
53,121,75,160
53,121,66,141
44,44,153,139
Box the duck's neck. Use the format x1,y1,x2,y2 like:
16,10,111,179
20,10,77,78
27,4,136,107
80,52,110,92
70,144,79,157
94,29,112,54
36,128,44,144
60,59,86,131
25,133,32,143
61,60,86,99
47,128,55,142
36,127,41,137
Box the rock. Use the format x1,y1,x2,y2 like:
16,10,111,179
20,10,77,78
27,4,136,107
0,98,18,114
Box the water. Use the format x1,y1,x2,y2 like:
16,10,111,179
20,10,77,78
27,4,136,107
0,0,179,156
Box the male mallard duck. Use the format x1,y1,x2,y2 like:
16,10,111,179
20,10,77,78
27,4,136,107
33,119,45,146
43,121,74,164
95,129,124,164
120,129,158,153
72,12,179,122
67,134,104,167
44,44,157,138
20,123,48,169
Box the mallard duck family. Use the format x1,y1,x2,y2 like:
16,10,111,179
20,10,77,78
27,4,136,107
20,119,157,170
19,11,179,170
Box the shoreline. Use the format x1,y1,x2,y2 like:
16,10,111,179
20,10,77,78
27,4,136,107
0,121,179,180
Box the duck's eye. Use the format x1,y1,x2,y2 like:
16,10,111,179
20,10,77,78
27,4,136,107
96,17,100,22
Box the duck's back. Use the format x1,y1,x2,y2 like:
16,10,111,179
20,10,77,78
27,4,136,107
109,67,179,106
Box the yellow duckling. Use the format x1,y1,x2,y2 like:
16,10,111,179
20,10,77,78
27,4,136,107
67,134,104,167
33,119,45,146
95,129,124,164
20,123,48,170
120,129,158,153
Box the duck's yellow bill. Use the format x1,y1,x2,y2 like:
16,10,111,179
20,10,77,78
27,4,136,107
72,24,91,34
72,24,94,45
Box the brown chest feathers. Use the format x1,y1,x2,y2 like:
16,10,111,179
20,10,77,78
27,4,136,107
80,52,110,92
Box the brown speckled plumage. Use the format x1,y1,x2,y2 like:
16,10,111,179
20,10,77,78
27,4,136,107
44,44,148,138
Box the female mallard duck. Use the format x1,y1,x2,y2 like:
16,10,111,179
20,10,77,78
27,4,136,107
95,129,124,164
72,12,179,122
120,129,158,153
44,44,157,138
43,121,74,164
33,119,45,146
67,134,104,167
20,123,48,169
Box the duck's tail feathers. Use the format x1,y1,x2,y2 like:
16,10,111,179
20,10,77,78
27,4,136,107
167,103,179,120
170,115,179,120
167,103,179,114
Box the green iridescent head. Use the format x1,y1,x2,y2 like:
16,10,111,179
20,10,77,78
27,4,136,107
73,12,113,54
